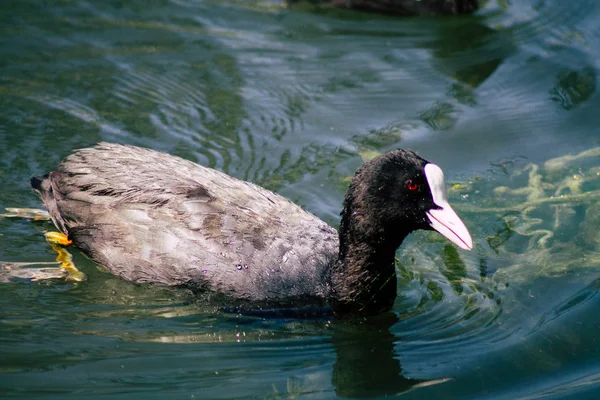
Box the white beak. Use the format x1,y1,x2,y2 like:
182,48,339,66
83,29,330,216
424,164,473,250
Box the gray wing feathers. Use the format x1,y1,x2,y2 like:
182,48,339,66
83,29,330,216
36,143,338,300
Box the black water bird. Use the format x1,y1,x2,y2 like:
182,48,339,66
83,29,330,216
31,143,472,315
292,0,478,16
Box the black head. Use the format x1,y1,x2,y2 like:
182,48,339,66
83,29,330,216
340,150,472,252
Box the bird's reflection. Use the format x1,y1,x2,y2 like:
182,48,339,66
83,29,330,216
331,312,429,398
429,20,515,88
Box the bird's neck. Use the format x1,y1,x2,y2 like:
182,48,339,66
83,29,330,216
330,208,410,315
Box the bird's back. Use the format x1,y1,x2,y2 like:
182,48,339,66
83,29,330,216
32,143,339,303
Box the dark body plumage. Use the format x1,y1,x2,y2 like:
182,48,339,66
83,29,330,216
32,143,471,315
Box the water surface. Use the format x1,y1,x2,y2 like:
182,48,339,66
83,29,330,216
1,0,600,398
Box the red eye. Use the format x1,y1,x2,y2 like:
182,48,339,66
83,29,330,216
407,181,418,191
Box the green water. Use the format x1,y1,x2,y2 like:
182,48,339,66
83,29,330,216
1,0,600,398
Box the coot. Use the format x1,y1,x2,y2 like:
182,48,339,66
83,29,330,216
31,143,472,314
290,0,478,16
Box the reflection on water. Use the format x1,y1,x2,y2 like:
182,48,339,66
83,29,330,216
332,313,433,398
550,67,597,110
1,0,600,398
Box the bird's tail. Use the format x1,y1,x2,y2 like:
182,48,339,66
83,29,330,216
30,173,69,235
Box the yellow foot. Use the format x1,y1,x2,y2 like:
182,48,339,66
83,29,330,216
45,231,85,282
0,214,85,282
49,244,85,282
45,231,73,246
